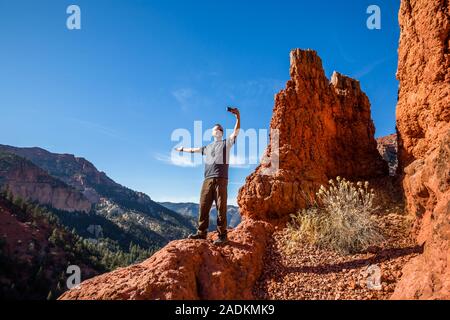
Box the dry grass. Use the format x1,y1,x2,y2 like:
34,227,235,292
285,177,384,254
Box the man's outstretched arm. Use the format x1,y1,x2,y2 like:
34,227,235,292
175,146,202,153
229,108,240,141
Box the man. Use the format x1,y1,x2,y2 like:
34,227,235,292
175,107,240,245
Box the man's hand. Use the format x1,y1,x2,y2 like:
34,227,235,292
229,107,240,117
175,147,184,152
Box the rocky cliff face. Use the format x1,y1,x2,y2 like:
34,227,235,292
0,153,92,213
392,0,450,300
237,49,388,220
59,219,274,300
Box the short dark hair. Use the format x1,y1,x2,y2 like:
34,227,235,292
214,124,223,132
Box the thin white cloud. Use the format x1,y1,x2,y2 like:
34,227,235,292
155,151,259,169
154,152,201,168
172,88,195,110
172,88,212,112
351,56,393,79
352,66,374,79
67,117,129,142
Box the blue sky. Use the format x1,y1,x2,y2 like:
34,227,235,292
0,0,400,205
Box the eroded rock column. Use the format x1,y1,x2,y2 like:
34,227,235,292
238,49,387,220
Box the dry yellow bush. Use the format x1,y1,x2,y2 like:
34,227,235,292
285,177,384,254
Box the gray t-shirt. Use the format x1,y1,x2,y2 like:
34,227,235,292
201,136,236,179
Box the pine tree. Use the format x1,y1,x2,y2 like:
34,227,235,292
48,229,59,245
13,196,23,208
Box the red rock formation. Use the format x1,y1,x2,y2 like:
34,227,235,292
59,219,274,300
237,49,388,220
392,0,450,300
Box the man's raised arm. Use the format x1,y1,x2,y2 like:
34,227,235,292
229,108,240,141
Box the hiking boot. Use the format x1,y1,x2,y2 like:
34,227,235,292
213,234,229,245
188,232,207,240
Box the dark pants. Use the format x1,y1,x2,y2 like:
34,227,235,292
198,177,228,237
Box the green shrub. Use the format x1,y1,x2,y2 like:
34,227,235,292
285,177,384,254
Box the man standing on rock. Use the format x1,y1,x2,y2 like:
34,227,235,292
175,107,240,245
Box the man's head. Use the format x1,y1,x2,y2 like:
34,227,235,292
212,124,224,139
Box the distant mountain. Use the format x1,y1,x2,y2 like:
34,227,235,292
376,134,398,176
158,202,241,231
0,145,196,252
0,152,92,213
